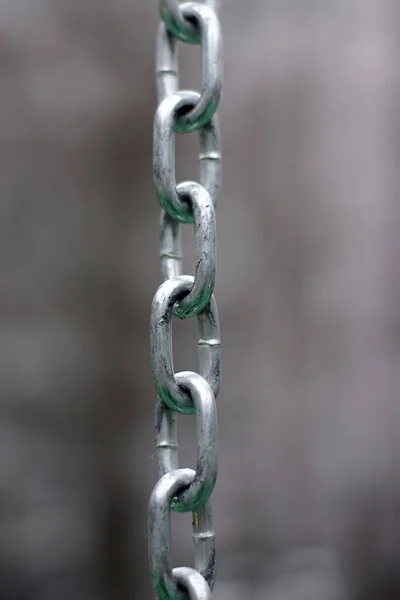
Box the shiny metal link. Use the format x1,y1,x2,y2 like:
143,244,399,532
156,4,222,116
158,2,222,133
150,276,220,414
156,371,218,512
159,161,219,319
172,568,211,600
174,181,216,318
160,0,219,45
154,397,216,584
148,469,216,599
174,3,221,132
154,90,221,223
158,180,220,320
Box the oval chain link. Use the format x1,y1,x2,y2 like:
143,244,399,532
149,2,223,599
156,371,218,512
148,469,216,598
154,90,221,224
151,276,220,413
158,2,222,134
173,182,216,318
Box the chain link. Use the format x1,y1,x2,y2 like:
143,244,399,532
149,1,223,598
154,91,221,224
156,371,218,512
156,3,222,133
148,469,215,599
151,276,220,413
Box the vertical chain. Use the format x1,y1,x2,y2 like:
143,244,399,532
149,1,223,599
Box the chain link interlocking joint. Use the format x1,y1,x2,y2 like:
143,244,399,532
149,1,223,599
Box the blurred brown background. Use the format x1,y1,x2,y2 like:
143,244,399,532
0,1,399,599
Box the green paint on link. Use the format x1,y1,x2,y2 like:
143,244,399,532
159,190,195,224
174,101,218,135
172,479,214,513
174,283,212,319
153,572,176,600
162,16,201,45
159,387,196,416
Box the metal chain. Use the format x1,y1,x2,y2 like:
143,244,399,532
149,1,222,599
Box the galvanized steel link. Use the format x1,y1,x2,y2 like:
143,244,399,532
154,90,221,223
154,386,217,583
159,182,216,320
172,181,216,318
155,371,218,512
148,469,216,599
150,276,220,413
159,2,222,132
156,4,221,133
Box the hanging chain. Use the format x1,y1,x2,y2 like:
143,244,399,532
149,1,222,599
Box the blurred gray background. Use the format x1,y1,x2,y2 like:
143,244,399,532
0,1,399,599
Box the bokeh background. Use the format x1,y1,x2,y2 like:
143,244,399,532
0,1,399,599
